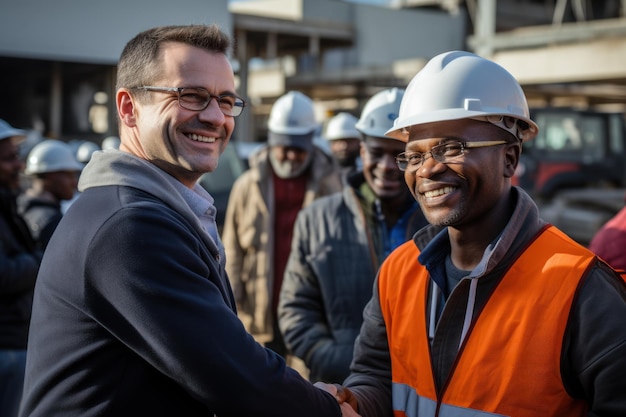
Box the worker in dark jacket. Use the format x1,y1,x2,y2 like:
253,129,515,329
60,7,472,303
19,25,346,417
278,88,428,383
18,139,83,250
324,112,362,185
0,119,41,417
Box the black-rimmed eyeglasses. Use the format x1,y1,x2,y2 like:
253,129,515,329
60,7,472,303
134,86,246,117
395,140,507,172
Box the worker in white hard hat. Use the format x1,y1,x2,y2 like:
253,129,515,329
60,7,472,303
18,139,83,249
316,51,626,416
75,140,101,164
101,135,120,150
222,91,342,372
278,88,428,384
324,112,361,184
62,140,101,214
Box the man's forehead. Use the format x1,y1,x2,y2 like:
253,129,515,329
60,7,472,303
406,118,497,142
159,43,234,83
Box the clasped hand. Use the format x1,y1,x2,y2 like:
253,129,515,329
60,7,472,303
314,382,361,417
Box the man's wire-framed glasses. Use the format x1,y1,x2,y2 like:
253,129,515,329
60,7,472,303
133,86,246,117
395,140,507,172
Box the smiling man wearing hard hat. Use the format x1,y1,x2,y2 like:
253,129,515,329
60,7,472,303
278,88,428,385
316,51,626,417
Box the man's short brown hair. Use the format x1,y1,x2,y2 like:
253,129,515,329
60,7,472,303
116,24,231,91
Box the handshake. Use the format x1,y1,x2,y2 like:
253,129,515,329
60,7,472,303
314,382,361,417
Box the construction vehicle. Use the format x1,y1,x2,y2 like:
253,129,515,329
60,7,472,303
514,107,626,246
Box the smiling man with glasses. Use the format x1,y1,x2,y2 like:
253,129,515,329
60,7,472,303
317,51,626,417
20,25,344,417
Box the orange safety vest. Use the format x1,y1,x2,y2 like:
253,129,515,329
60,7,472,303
378,226,591,417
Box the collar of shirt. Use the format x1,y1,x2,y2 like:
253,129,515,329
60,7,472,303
162,174,225,265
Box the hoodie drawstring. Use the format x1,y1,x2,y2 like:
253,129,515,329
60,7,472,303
459,278,478,351
428,283,440,345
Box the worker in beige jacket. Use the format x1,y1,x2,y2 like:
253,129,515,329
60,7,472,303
222,91,342,368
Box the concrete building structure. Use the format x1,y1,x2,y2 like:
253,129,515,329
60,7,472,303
0,0,232,143
231,0,465,141
0,0,625,144
461,0,626,108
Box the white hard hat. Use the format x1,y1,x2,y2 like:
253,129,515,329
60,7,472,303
0,119,26,142
101,135,120,150
356,88,404,138
76,141,101,163
25,140,84,175
386,51,539,142
325,112,360,141
267,91,318,135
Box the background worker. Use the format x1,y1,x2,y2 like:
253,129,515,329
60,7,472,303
101,135,121,150
18,139,83,249
222,90,342,361
0,119,42,417
19,25,345,417
324,112,361,184
64,140,101,213
317,51,626,416
278,88,428,383
588,196,626,272
75,141,100,165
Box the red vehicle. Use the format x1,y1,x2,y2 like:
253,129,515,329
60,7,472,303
515,107,626,245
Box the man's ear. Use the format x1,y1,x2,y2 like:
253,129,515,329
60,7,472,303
503,142,522,178
117,89,138,127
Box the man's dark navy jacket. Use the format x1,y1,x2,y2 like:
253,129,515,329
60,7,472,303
19,151,341,417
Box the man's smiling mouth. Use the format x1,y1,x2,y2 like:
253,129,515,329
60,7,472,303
187,133,216,143
424,186,456,199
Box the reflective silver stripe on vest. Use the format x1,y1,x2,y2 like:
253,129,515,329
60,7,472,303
392,383,437,417
392,383,508,417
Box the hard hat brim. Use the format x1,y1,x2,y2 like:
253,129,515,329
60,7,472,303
385,109,538,142
267,131,314,151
